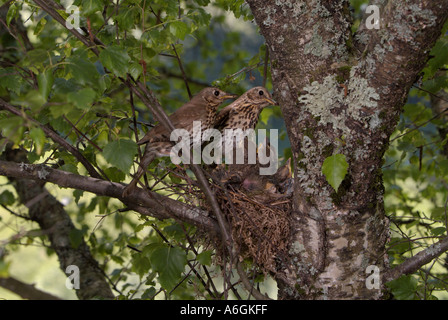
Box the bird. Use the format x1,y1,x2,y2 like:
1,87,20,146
122,87,238,197
213,86,276,165
241,157,292,195
214,86,276,132
212,157,293,202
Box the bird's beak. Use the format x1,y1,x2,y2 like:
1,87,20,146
223,93,239,100
265,97,276,106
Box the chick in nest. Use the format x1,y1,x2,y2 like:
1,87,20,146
213,157,293,201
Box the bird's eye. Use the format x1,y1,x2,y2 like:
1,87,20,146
259,90,264,96
214,90,220,96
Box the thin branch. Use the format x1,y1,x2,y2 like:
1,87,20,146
158,68,210,87
383,236,448,283
390,85,448,142
62,115,103,152
262,48,269,88
236,261,271,300
32,0,234,295
0,277,62,300
147,6,192,98
0,98,103,179
0,204,32,221
126,80,232,250
33,0,99,55
0,159,220,234
171,43,192,99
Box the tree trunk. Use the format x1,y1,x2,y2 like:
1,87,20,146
246,0,448,299
3,147,114,300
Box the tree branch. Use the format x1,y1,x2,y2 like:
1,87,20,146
0,98,103,179
383,236,448,283
2,147,115,300
31,0,232,255
0,276,62,300
33,0,100,55
236,261,271,300
0,159,220,234
31,0,241,296
354,0,448,103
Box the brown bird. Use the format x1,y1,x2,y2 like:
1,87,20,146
214,86,276,132
122,87,237,197
241,158,292,194
213,86,276,165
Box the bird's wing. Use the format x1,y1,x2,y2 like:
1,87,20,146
137,100,203,145
214,105,234,130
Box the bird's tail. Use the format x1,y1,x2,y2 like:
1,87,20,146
122,150,156,197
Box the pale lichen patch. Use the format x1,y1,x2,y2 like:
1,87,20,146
297,68,381,131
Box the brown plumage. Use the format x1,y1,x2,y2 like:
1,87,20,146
213,86,276,165
122,87,237,197
214,86,276,132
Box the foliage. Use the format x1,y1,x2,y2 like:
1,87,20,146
322,154,348,193
0,0,275,300
0,0,447,300
382,26,448,298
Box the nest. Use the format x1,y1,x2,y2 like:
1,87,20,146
202,160,294,275
147,153,294,275
217,189,292,274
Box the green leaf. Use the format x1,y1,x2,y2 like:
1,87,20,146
386,275,418,300
431,207,447,220
23,49,48,73
163,223,185,241
128,236,140,245
169,20,189,40
129,63,143,80
132,253,151,277
29,127,46,155
189,7,211,26
0,190,15,206
259,107,274,125
322,154,349,192
12,90,46,112
430,227,446,236
37,69,54,100
196,250,212,266
0,68,23,94
115,6,139,30
48,101,76,118
149,245,187,291
69,228,84,249
102,139,137,173
99,46,131,78
6,2,19,26
422,36,448,80
0,116,24,144
66,52,99,86
73,189,84,204
67,87,97,110
82,0,103,15
60,163,79,175
34,17,47,36
422,75,448,94
103,167,125,182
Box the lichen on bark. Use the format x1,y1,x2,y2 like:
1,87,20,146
247,0,448,300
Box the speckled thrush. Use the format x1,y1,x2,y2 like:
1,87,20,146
122,87,237,197
214,86,276,132
214,86,276,165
